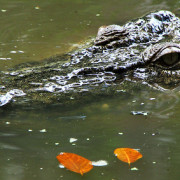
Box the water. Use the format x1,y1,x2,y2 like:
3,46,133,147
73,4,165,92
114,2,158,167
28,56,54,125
0,0,180,179
0,0,179,70
0,90,180,179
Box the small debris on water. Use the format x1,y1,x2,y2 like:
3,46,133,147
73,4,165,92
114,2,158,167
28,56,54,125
131,111,148,116
10,51,17,54
152,161,156,164
69,138,77,143
118,132,124,135
1,9,7,12
130,167,139,171
35,6,40,10
132,100,136,103
18,50,24,53
92,160,108,166
96,14,100,17
0,58,11,60
39,129,47,133
28,129,33,132
10,50,24,54
55,143,59,146
59,164,65,168
5,122,10,125
40,168,43,170
86,138,90,141
102,103,109,109
150,98,156,100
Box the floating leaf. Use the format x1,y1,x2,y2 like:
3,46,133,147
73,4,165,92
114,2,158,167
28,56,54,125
114,148,142,165
56,152,93,175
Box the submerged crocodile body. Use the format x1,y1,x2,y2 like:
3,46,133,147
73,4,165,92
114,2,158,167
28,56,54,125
0,10,180,107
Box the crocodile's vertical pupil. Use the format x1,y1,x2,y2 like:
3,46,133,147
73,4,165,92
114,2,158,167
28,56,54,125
162,53,179,65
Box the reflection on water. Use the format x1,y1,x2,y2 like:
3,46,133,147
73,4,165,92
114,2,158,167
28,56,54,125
0,0,179,70
0,89,179,180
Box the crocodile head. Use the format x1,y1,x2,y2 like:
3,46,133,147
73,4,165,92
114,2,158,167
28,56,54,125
92,10,180,90
0,10,179,106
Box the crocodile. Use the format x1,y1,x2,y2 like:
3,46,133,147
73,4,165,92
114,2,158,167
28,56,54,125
0,10,179,107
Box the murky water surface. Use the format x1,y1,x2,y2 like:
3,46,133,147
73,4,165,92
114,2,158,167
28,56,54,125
0,0,180,180
0,90,180,180
0,0,179,70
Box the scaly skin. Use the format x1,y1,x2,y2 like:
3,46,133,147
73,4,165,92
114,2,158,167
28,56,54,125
0,10,179,107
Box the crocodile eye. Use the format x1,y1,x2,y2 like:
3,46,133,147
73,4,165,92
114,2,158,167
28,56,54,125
157,52,180,67
153,46,180,69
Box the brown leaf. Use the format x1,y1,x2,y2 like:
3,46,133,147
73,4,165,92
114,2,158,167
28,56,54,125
56,152,93,175
114,148,142,165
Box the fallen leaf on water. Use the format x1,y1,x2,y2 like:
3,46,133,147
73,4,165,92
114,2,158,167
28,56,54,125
114,148,142,165
56,152,93,175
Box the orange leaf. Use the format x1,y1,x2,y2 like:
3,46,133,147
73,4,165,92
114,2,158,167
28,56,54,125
114,148,142,165
56,152,93,175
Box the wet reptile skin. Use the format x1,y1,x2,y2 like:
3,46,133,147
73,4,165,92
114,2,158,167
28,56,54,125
0,10,179,106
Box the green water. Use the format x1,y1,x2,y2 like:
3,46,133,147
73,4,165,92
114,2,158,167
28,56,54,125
0,0,180,180
0,0,179,70
0,90,180,179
